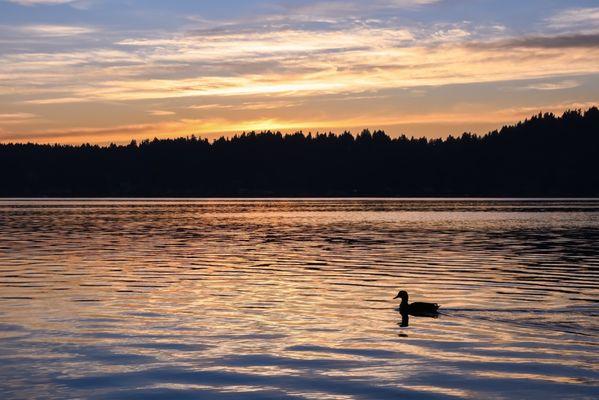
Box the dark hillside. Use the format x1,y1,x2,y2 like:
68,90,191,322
1,108,598,197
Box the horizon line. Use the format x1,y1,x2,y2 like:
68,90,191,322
2,106,596,147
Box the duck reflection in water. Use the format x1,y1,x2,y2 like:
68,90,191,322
394,290,440,328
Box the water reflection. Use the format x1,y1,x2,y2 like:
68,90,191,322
0,199,598,399
400,312,410,328
397,310,440,328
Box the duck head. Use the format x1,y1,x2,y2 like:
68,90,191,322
394,290,409,301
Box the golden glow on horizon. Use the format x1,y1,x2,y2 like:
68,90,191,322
8,100,597,145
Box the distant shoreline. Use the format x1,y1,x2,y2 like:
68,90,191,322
2,108,598,198
1,197,598,201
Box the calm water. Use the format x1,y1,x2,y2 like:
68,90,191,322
0,199,598,399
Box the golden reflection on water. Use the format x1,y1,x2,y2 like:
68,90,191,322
0,199,598,399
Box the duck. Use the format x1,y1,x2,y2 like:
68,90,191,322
394,290,440,316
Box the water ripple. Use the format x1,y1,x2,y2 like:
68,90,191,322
0,199,598,399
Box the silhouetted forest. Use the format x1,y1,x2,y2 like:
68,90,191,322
1,108,598,197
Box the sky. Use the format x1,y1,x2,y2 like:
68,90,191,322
0,0,598,144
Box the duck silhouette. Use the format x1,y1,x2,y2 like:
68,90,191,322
394,290,440,316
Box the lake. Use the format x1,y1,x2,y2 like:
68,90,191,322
0,199,598,399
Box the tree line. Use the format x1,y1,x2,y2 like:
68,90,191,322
1,107,598,197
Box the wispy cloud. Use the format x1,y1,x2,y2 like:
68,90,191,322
0,121,170,142
432,28,471,42
510,33,599,48
190,100,301,111
525,80,580,91
469,33,599,49
19,24,94,37
4,23,596,107
546,7,599,32
7,0,75,5
273,0,440,19
148,110,175,116
0,112,37,123
24,97,90,105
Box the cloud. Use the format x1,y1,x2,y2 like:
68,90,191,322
273,0,440,19
7,0,77,5
0,112,37,123
546,7,599,32
5,0,93,10
432,28,471,42
148,110,175,116
4,23,597,107
0,122,165,142
24,97,89,105
469,33,599,49
525,80,580,91
510,33,599,49
189,100,301,111
1,0,598,144
19,24,95,37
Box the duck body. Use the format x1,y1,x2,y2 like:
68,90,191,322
400,301,440,315
395,290,440,316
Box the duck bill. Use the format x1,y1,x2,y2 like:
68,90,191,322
393,294,400,299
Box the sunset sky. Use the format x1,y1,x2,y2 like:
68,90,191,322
1,0,598,144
